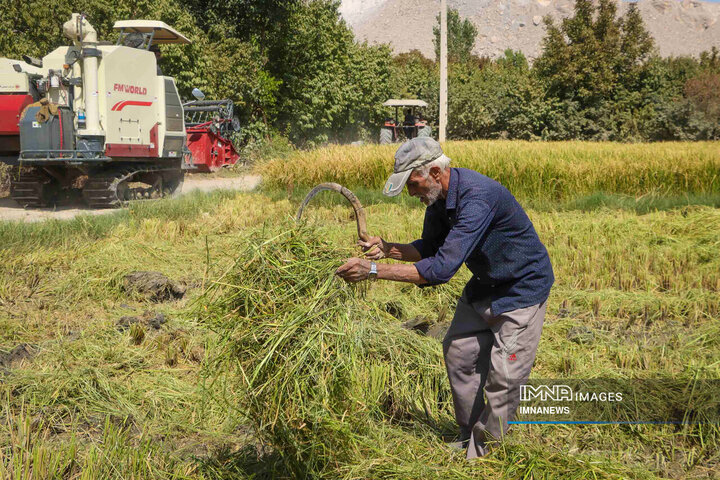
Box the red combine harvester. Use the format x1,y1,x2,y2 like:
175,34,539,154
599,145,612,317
0,16,242,208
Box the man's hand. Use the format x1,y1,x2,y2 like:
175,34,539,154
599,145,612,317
358,236,390,260
335,258,371,283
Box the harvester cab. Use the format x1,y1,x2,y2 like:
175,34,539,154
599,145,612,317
0,13,241,208
379,99,431,144
114,19,191,49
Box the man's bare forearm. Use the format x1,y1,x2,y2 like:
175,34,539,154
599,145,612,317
385,243,422,262
376,263,427,284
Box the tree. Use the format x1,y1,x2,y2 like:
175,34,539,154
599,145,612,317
699,46,720,71
535,0,624,102
618,3,655,89
533,0,658,140
180,0,394,145
178,0,297,41
390,51,437,99
432,8,478,63
267,1,392,145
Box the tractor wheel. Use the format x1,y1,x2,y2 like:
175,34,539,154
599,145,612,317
379,128,393,144
417,125,432,138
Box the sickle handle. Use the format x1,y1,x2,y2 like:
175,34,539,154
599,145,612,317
296,182,371,242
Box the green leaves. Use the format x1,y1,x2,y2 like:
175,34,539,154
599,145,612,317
5,0,720,144
0,0,392,146
263,1,392,145
432,8,478,64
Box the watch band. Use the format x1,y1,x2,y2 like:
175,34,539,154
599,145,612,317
369,261,378,281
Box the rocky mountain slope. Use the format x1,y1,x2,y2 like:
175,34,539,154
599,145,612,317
339,0,720,60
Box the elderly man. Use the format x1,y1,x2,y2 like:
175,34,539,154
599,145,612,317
335,137,554,459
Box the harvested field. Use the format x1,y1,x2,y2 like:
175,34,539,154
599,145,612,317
196,224,720,478
0,141,717,478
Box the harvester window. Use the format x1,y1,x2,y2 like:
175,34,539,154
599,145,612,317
116,29,156,50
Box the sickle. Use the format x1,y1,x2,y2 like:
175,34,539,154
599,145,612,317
296,182,371,242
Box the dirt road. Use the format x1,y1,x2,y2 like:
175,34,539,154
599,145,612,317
0,174,262,223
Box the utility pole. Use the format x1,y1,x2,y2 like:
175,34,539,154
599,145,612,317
439,0,447,142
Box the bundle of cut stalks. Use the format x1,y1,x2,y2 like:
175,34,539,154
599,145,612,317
196,227,688,478
199,228,452,477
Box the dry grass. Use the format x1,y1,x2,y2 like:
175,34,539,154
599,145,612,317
0,140,717,477
195,224,720,478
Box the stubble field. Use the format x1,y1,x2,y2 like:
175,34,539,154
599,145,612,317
0,140,718,479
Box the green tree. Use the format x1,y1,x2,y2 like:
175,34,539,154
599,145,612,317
388,50,438,125
618,3,654,84
444,50,561,141
535,0,624,103
178,0,297,43
268,1,391,145
432,8,478,63
533,0,657,140
180,0,393,144
699,46,720,70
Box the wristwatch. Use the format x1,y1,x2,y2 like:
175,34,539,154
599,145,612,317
368,261,378,281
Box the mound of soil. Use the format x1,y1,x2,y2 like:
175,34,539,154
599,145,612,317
123,272,186,302
0,343,36,369
116,311,169,331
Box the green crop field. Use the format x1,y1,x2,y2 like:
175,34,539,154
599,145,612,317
0,141,718,478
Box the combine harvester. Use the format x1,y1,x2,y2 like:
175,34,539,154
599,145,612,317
0,14,240,208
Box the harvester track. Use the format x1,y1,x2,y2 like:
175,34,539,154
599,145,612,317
82,165,184,208
10,170,58,208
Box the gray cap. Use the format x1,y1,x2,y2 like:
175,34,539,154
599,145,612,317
383,137,444,196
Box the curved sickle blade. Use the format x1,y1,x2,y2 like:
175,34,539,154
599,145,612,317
296,182,370,242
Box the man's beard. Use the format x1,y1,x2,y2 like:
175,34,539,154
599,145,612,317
420,180,442,206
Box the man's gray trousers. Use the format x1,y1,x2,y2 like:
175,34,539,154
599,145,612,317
443,288,547,459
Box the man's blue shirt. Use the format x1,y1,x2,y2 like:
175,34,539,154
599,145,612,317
412,167,554,315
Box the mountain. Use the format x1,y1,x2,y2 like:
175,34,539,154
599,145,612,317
339,0,720,60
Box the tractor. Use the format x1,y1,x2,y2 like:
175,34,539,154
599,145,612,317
379,99,431,144
0,14,240,208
